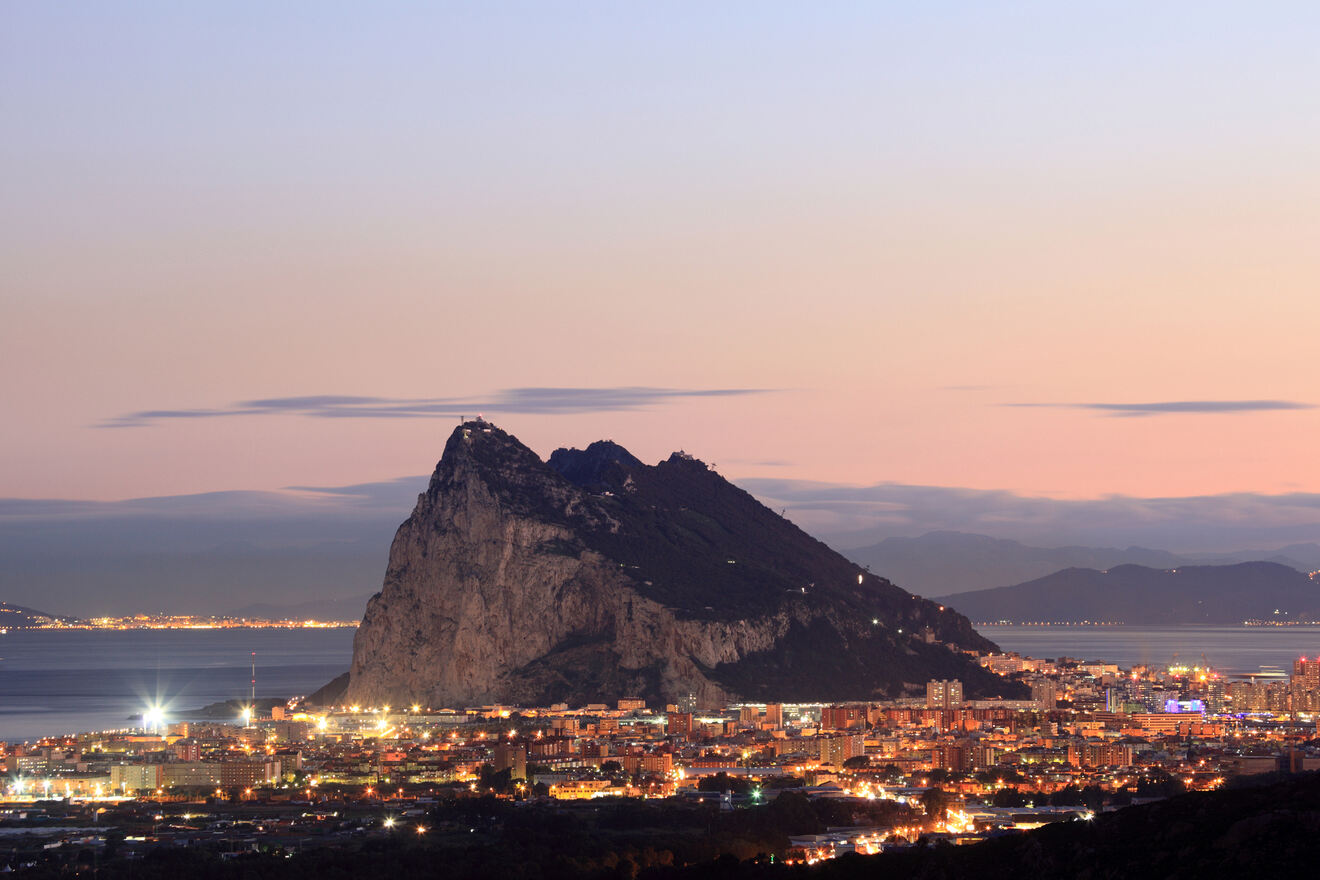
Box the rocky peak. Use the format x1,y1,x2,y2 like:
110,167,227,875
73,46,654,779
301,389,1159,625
343,422,1018,710
547,440,643,491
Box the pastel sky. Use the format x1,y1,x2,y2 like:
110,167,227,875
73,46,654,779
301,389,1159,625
5,3,1319,526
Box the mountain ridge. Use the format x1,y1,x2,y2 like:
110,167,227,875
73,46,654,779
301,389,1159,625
938,561,1320,624
843,530,1320,597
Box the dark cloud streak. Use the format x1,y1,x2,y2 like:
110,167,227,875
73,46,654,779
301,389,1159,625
99,387,773,427
1005,399,1313,417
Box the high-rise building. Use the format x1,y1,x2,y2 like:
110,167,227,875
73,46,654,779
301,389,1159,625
493,743,527,780
926,680,964,710
817,734,864,766
666,712,693,737
1285,662,1318,711
1293,657,1320,690
933,741,970,772
764,703,784,728
1030,681,1058,708
1206,678,1228,713
820,704,868,730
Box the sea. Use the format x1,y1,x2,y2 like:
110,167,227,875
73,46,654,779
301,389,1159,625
0,628,355,743
980,624,1320,677
4,625,1320,742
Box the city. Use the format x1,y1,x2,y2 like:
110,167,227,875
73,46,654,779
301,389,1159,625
6,648,1320,871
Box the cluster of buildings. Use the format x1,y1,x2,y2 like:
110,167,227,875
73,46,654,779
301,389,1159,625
6,649,1320,863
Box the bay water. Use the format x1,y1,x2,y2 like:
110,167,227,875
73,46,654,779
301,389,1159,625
979,624,1320,677
5,625,1320,742
0,628,354,743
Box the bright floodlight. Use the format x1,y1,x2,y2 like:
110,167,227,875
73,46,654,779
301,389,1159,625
144,704,164,732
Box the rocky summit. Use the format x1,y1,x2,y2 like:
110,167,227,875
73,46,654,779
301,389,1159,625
344,422,1012,709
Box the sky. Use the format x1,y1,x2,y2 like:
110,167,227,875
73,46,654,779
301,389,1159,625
4,3,1320,612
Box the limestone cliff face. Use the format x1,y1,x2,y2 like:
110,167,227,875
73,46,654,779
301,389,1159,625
345,422,1013,709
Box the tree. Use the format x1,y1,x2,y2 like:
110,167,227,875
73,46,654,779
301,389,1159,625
479,765,513,793
1136,769,1186,799
697,772,752,794
920,787,951,820
992,788,1027,807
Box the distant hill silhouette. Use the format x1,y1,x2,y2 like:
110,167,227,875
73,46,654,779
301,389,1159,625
937,561,1320,624
0,600,81,627
842,530,1320,597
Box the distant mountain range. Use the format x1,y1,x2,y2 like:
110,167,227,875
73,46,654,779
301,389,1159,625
842,531,1320,597
936,561,1320,625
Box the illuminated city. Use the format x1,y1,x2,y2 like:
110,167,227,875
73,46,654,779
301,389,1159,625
6,648,1320,867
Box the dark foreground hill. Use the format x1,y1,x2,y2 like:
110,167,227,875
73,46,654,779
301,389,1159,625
833,772,1320,880
29,771,1320,880
343,421,1012,709
938,561,1320,624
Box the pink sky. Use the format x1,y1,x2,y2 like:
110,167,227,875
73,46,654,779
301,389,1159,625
4,3,1319,508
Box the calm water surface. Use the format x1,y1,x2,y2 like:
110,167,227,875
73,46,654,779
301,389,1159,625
0,628,354,742
980,624,1320,676
6,625,1318,741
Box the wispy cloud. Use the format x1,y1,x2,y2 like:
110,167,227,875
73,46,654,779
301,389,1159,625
1005,399,1313,418
100,387,773,428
